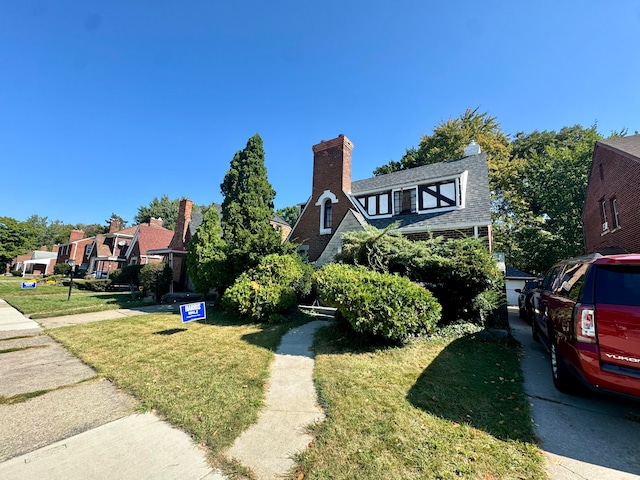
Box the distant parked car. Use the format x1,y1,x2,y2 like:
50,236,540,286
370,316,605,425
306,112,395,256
515,280,538,321
531,253,640,398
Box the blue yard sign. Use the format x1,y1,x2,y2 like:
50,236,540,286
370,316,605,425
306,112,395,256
21,281,37,289
180,301,206,323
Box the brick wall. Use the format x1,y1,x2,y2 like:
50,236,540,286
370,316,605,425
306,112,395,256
583,143,640,254
289,135,354,262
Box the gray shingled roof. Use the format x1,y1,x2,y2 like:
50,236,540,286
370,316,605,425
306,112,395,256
350,153,491,230
598,134,640,159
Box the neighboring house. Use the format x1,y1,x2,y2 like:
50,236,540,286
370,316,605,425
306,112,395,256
56,218,175,277
505,266,536,306
583,134,640,255
287,134,492,264
84,219,138,276
147,198,204,292
56,229,96,274
270,215,292,242
15,247,59,277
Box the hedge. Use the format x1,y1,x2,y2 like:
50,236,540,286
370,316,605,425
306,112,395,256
313,263,441,342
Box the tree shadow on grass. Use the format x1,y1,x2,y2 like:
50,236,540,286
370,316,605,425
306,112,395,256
406,332,537,443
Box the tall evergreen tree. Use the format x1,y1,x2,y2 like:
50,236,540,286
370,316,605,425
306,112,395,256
186,206,227,295
220,134,282,285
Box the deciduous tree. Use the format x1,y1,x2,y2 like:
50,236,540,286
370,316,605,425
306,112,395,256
0,217,37,268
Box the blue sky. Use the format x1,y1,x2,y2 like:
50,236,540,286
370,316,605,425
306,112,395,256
1,1,639,227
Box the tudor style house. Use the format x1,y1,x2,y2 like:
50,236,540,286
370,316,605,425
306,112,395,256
582,134,640,255
287,134,492,264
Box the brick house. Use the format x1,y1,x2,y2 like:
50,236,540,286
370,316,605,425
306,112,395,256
56,229,97,273
287,134,492,264
582,134,640,254
56,218,174,277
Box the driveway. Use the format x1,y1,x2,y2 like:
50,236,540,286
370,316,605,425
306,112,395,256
509,307,640,479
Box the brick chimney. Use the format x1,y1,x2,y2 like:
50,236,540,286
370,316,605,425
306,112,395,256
69,230,85,242
312,134,353,198
52,245,59,253
109,218,121,233
149,217,164,228
170,199,193,249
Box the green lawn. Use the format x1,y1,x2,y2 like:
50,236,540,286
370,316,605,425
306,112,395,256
3,275,545,479
48,309,309,475
0,276,152,318
297,322,546,480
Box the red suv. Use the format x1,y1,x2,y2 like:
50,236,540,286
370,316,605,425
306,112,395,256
531,253,640,397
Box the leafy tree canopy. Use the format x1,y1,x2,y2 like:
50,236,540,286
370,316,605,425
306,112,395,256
373,107,513,193
275,205,300,227
0,216,38,267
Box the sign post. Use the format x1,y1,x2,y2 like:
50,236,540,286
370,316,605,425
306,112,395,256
180,301,206,323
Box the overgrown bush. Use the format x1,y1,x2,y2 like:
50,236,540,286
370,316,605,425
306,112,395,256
222,254,314,322
337,226,501,325
313,263,441,342
139,263,173,301
54,263,71,276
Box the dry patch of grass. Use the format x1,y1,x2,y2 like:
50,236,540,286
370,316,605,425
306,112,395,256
297,322,545,480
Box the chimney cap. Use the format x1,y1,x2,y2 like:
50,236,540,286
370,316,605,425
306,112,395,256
464,140,481,156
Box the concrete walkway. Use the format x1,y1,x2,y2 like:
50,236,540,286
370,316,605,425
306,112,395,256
225,321,326,479
0,299,328,480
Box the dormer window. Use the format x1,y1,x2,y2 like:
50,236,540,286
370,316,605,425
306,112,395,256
393,188,417,215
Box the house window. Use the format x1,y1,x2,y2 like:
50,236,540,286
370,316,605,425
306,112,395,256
379,193,389,214
393,188,417,215
611,198,620,229
600,199,608,232
323,199,332,230
316,190,338,235
419,180,458,210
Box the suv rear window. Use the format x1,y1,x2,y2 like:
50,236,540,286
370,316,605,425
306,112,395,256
595,265,640,307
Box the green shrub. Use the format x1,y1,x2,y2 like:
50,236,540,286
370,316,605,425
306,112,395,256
54,263,71,276
139,263,173,301
83,279,111,292
109,264,144,286
313,263,441,342
338,227,501,325
221,254,314,322
10,270,22,277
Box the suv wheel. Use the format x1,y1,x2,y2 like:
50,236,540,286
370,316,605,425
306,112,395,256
550,331,580,394
532,318,540,342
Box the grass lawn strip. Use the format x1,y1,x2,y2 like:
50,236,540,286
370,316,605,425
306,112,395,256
48,309,308,474
297,323,546,480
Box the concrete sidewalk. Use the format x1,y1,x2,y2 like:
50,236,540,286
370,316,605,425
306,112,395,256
0,300,226,480
0,299,329,479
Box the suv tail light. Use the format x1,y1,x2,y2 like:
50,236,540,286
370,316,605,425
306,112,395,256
575,303,596,343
